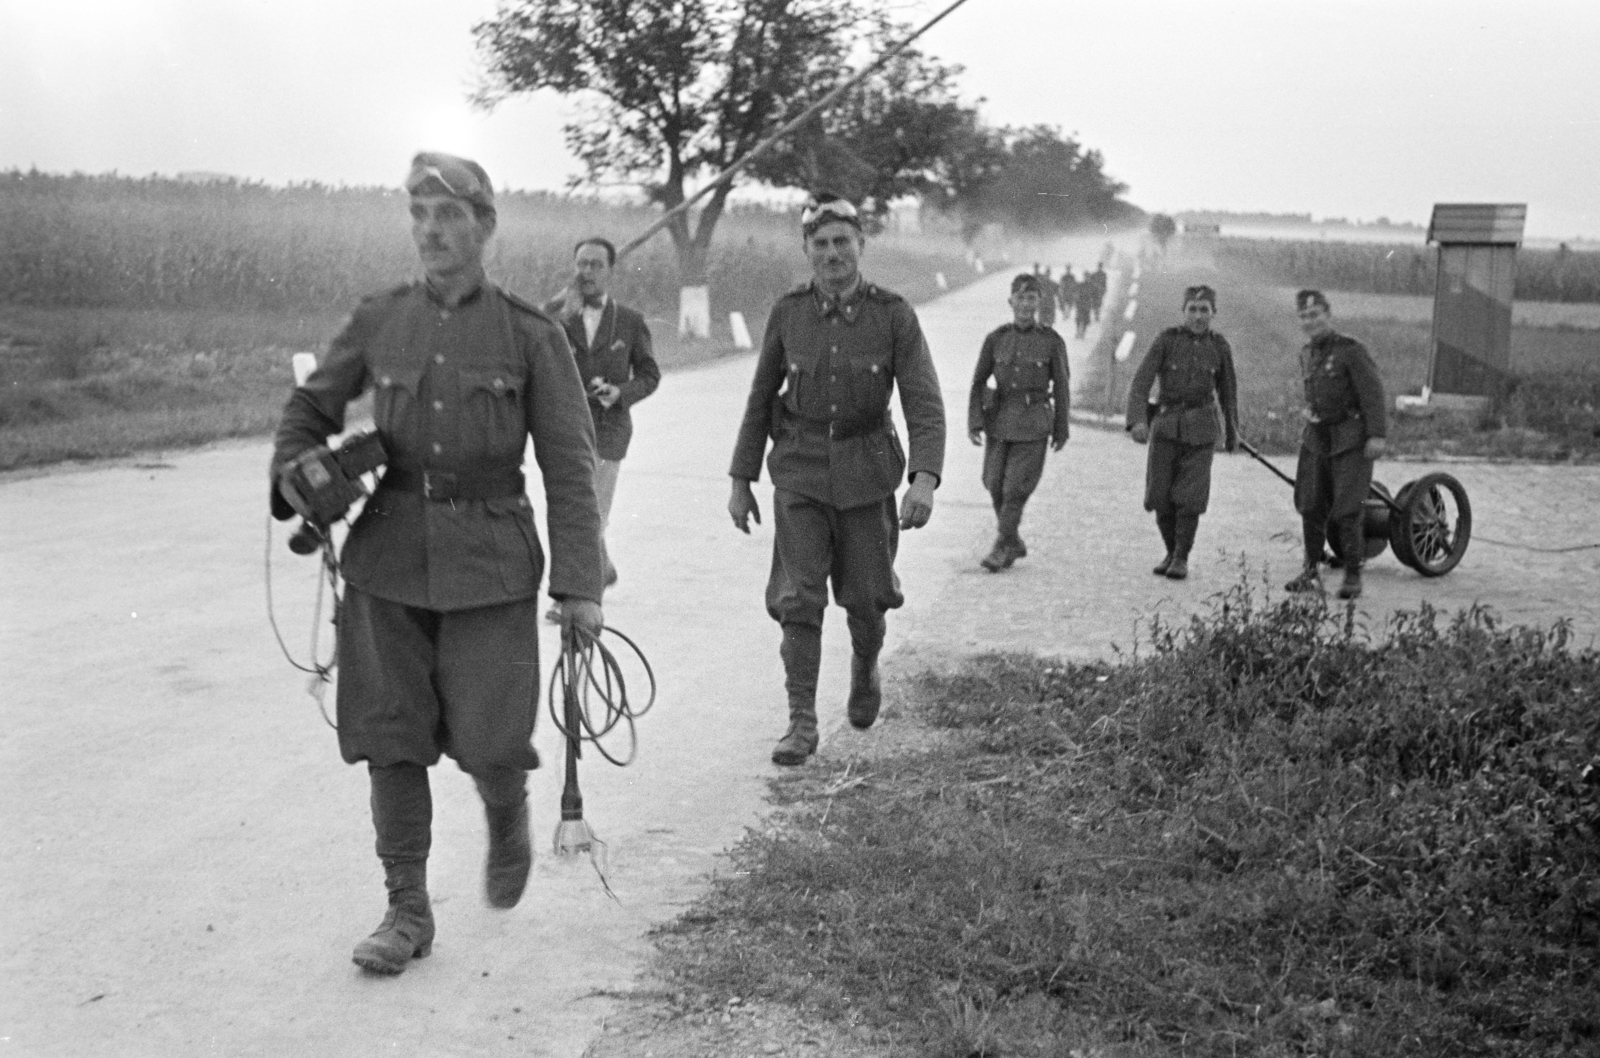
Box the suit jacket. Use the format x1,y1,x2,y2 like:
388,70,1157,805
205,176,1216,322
545,296,661,461
272,281,604,611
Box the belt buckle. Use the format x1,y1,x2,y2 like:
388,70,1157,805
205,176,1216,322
422,470,456,500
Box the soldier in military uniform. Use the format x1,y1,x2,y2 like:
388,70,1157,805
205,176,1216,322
1284,289,1388,599
968,273,1070,571
271,153,605,975
545,237,661,598
1125,284,1239,580
728,194,946,766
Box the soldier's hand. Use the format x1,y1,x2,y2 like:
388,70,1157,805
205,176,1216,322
1051,434,1067,452
728,478,761,534
1364,437,1388,460
1130,422,1150,444
899,473,936,530
561,598,604,638
968,428,983,446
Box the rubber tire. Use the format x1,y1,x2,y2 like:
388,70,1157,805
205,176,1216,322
1389,472,1472,576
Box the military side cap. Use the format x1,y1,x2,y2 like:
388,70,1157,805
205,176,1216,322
1296,288,1330,311
1011,273,1043,295
1182,284,1217,307
406,151,495,216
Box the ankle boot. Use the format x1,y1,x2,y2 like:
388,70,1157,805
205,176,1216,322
352,862,434,975
482,799,532,908
1165,515,1198,580
847,652,882,730
1337,564,1363,600
773,624,822,766
980,537,1011,572
1152,514,1177,575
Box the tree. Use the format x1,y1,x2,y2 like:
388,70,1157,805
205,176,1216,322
1148,213,1177,251
473,0,978,332
931,124,1135,239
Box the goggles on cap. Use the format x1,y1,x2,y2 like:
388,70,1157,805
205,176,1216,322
800,197,862,232
404,152,494,215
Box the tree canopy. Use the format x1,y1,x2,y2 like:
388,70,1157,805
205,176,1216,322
474,0,974,282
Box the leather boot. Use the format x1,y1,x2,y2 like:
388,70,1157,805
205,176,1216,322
1165,514,1198,580
980,537,1011,572
847,652,882,730
352,862,434,974
998,504,1025,564
481,798,532,909
1336,518,1365,599
773,623,821,766
1152,513,1177,575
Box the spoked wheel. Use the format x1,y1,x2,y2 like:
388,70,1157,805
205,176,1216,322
1389,472,1472,576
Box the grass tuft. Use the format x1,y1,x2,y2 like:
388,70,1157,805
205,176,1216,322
654,580,1600,1056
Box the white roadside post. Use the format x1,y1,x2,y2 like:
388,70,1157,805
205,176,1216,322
729,311,753,350
678,286,711,339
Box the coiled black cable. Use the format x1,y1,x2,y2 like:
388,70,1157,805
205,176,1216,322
547,623,656,767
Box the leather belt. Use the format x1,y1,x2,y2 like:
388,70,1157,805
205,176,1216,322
381,465,526,501
1158,398,1215,414
780,405,889,442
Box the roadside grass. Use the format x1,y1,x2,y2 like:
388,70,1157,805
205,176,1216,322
653,580,1600,1057
1081,266,1600,461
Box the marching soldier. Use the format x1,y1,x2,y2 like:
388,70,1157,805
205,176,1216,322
1125,284,1239,579
968,273,1070,571
271,152,605,974
728,193,946,766
1035,266,1060,330
1284,289,1388,599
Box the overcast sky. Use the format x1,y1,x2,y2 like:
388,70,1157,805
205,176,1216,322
3,0,1596,238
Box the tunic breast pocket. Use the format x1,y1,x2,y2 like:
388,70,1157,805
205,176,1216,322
372,368,422,438
460,368,525,461
1013,356,1050,393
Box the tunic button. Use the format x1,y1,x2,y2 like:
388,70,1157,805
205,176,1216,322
433,354,445,364
440,310,451,320
870,365,879,374
432,400,443,411
432,443,443,454
831,346,838,354
831,404,838,413
380,375,392,386
831,374,837,381
493,378,504,390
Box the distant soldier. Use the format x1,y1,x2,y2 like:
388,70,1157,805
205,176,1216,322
1056,265,1078,318
1036,266,1060,329
1124,284,1239,579
1284,289,1388,599
1073,279,1094,339
1088,263,1108,322
545,237,661,602
968,274,1070,571
728,194,946,766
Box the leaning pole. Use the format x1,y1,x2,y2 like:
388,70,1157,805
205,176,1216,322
615,0,976,338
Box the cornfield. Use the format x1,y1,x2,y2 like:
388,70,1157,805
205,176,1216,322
0,170,966,325
1207,236,1600,303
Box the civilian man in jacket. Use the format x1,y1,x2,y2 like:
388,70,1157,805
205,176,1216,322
727,194,946,766
271,152,604,975
546,237,661,596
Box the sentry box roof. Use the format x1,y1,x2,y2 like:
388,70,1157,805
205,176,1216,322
1427,203,1527,246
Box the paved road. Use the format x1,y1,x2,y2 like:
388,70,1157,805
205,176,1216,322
5,237,1598,1058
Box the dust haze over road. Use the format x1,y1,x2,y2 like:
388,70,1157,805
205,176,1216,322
4,231,1599,1057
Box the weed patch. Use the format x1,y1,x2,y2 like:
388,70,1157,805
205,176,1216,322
655,584,1600,1056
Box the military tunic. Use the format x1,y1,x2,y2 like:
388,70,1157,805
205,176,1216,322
1125,326,1239,516
1294,329,1387,528
729,280,946,638
968,322,1069,536
272,280,604,771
